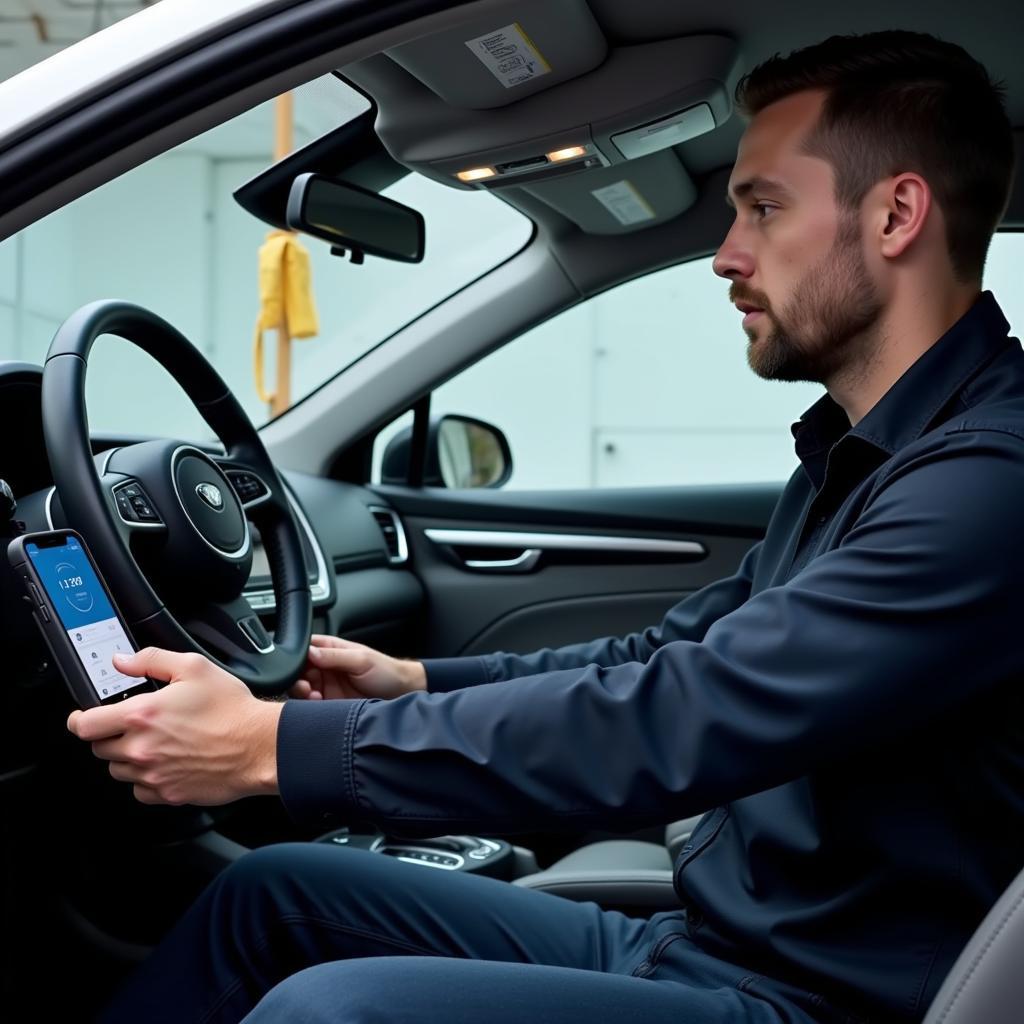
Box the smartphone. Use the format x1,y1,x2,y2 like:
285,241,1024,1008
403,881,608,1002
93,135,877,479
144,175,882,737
8,529,158,708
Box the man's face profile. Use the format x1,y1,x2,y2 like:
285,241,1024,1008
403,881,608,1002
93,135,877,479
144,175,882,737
714,90,885,386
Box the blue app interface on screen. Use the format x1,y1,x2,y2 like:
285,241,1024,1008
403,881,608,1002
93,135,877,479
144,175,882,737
27,537,145,700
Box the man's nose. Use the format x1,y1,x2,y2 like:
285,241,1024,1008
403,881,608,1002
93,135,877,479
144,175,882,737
712,224,754,280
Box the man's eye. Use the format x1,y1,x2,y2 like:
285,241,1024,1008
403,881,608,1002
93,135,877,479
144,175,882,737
753,203,775,220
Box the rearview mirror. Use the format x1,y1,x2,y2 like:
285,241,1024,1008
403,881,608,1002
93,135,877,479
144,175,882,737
285,173,425,263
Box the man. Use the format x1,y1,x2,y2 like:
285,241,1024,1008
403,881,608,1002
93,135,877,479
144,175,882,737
76,29,1022,1024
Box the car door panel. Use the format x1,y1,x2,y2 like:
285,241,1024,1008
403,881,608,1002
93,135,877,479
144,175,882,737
375,483,782,657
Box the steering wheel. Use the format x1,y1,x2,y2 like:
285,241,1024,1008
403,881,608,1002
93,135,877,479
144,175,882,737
41,300,312,697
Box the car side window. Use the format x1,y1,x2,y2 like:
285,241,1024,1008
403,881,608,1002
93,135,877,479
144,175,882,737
428,256,823,489
376,236,1024,490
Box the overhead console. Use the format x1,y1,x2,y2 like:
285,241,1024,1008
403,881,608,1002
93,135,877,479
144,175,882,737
342,0,737,234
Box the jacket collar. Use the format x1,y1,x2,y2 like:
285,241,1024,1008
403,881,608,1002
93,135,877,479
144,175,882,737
792,291,1012,490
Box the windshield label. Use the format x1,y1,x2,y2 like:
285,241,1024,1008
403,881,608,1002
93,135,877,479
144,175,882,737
591,181,657,226
465,23,551,89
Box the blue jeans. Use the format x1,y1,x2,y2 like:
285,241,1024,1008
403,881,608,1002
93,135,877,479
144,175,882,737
98,843,853,1023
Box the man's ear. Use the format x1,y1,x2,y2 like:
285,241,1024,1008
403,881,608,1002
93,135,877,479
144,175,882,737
877,173,932,260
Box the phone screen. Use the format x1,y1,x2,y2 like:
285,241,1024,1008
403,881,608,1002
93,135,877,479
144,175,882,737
26,535,148,701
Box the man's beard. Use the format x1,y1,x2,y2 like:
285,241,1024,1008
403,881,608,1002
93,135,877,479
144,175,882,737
733,215,884,384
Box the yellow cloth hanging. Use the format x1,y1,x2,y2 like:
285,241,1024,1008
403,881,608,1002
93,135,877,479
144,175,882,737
253,230,319,404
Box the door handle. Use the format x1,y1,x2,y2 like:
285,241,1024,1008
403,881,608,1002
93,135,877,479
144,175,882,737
462,548,542,573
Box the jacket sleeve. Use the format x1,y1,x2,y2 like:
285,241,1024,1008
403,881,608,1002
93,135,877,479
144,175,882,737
422,539,763,692
278,432,1024,834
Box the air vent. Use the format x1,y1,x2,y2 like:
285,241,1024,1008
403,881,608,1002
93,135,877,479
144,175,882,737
369,506,409,565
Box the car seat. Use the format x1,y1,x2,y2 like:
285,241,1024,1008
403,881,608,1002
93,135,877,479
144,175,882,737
515,820,1024,1022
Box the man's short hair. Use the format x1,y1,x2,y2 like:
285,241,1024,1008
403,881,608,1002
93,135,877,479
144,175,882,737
736,31,1015,283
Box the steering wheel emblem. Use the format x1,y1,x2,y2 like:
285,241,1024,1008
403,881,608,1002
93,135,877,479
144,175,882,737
196,482,225,510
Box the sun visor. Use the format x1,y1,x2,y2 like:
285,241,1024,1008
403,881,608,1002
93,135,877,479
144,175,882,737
345,35,738,195
521,150,696,235
385,0,608,111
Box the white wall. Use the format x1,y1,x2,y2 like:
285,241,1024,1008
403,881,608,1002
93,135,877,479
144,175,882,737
432,257,824,488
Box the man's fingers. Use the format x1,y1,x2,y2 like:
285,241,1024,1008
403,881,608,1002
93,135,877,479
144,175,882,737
310,635,358,651
308,645,370,674
110,764,172,805
133,784,165,805
68,703,134,742
288,679,324,701
91,736,135,762
108,760,140,783
112,646,199,683
289,679,312,698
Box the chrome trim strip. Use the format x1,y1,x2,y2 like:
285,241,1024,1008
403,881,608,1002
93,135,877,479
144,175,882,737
238,620,275,655
44,487,55,530
242,484,331,613
100,448,121,475
288,483,331,599
424,529,706,557
170,445,250,561
368,505,409,565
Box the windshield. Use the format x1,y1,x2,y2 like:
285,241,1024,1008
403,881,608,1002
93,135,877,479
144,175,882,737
0,74,532,437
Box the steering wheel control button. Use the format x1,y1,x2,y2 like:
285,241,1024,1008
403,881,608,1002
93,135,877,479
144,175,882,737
238,614,274,653
226,470,270,507
115,491,137,521
131,498,159,521
113,481,161,525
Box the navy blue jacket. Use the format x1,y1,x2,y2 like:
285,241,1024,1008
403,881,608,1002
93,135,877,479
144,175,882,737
279,292,1024,1021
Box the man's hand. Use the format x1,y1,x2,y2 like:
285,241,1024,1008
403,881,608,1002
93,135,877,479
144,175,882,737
289,635,426,701
67,648,282,807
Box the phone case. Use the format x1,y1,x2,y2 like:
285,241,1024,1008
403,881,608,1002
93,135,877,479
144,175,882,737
7,530,157,708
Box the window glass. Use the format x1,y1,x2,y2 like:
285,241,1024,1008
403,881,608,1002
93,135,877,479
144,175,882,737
430,256,821,488
425,234,1024,490
0,75,532,438
982,233,1024,336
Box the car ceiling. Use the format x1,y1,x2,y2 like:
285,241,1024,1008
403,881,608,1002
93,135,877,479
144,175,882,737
331,0,1024,294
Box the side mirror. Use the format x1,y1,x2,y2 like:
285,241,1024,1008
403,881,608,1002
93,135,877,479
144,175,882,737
285,173,425,263
382,415,512,489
